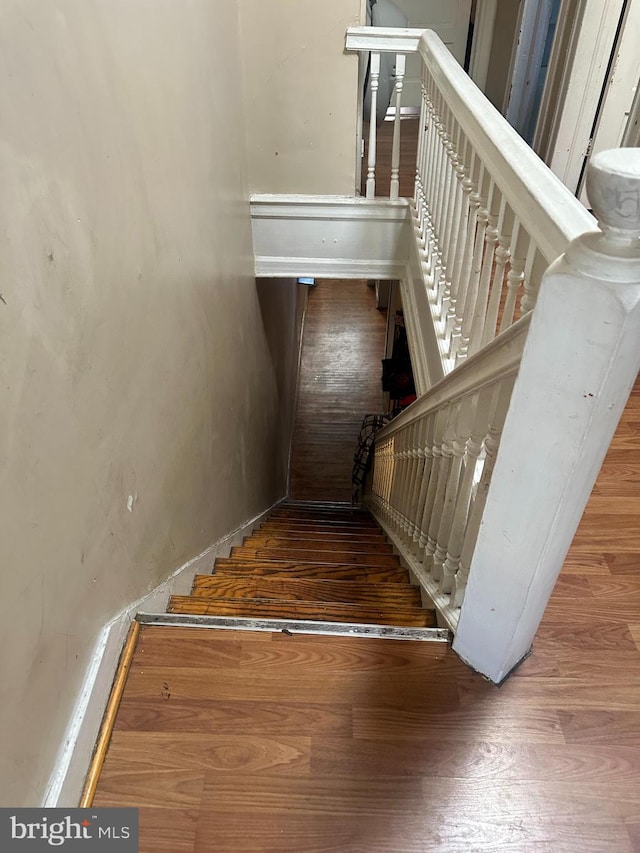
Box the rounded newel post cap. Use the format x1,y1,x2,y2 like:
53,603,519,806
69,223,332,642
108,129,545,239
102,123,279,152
586,148,640,240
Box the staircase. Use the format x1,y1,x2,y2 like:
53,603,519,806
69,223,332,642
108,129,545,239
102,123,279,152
168,501,437,629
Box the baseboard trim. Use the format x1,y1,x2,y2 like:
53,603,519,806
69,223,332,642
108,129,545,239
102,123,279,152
41,499,283,808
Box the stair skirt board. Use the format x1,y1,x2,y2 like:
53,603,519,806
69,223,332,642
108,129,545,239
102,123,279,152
136,612,451,642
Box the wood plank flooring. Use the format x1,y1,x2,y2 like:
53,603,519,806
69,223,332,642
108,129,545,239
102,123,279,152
93,374,640,852
289,280,387,502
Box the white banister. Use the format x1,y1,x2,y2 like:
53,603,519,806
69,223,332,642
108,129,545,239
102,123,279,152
407,29,597,376
453,148,640,682
369,316,530,629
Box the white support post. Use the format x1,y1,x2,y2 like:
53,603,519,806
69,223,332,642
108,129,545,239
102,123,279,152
453,149,640,683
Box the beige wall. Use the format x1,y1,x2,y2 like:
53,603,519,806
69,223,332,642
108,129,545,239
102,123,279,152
0,0,300,806
238,0,362,195
256,280,308,490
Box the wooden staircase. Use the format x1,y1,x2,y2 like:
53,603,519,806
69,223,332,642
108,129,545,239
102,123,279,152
168,501,437,629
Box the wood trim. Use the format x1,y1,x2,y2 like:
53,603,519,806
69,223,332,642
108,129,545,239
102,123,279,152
250,195,410,281
79,621,141,807
254,257,407,280
345,26,426,54
468,0,498,91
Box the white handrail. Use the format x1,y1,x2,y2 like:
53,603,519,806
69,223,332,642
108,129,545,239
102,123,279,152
417,31,595,263
376,313,529,440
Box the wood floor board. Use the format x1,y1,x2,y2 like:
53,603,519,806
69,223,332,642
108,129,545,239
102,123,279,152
92,768,205,809
121,662,463,706
135,809,198,853
103,731,310,775
352,704,565,744
114,697,353,736
197,773,424,815
604,552,640,574
309,737,640,783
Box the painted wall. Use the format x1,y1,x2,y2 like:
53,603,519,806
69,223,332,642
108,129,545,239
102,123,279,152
237,0,362,195
0,0,299,806
256,280,308,491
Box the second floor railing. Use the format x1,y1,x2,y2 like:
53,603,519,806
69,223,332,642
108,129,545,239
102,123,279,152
346,27,595,375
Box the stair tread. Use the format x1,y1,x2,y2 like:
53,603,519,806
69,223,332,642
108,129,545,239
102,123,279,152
256,525,388,540
242,536,393,554
254,521,384,538
192,575,422,605
168,595,436,627
230,546,401,567
272,509,374,522
212,560,411,582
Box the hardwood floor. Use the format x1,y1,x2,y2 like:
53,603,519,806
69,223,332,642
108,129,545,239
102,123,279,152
92,374,640,852
289,280,387,502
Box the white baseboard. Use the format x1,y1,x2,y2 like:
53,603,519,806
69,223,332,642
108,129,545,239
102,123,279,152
42,499,283,808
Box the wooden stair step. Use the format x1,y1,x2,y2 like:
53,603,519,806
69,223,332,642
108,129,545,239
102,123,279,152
255,524,388,542
229,546,401,567
168,595,436,627
267,516,380,529
242,536,393,554
192,576,422,606
212,559,411,583
271,508,374,523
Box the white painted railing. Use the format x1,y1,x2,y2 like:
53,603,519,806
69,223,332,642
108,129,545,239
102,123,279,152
347,30,640,682
370,316,529,630
346,28,595,376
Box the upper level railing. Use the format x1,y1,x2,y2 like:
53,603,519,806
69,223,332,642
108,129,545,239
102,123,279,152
346,28,595,375
348,28,640,682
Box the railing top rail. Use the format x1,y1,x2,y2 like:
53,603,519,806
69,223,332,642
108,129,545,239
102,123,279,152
417,30,596,263
345,26,425,54
375,314,531,441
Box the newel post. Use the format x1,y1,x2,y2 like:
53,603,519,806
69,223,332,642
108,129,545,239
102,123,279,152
453,149,640,683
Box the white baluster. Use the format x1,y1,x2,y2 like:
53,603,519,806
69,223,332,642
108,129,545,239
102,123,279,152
390,53,406,201
482,202,514,346
498,221,528,333
442,388,492,595
458,167,490,362
366,52,380,200
468,181,501,357
451,378,514,608
424,404,457,577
